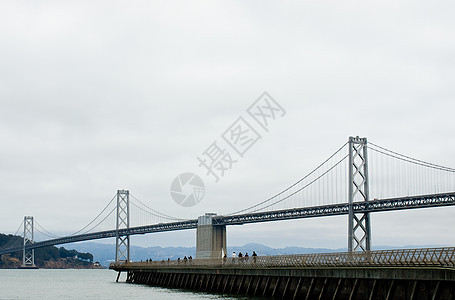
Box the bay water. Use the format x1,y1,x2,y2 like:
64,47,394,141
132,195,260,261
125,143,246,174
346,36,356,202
0,269,247,300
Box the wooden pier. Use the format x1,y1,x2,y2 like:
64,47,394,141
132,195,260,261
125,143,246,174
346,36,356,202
110,248,455,299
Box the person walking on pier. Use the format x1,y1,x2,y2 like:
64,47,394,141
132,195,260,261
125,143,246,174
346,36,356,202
252,251,257,262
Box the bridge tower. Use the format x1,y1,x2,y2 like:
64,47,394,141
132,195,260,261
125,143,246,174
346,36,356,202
22,216,35,267
115,190,130,262
348,136,371,252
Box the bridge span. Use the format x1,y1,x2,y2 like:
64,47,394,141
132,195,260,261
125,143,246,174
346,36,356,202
1,136,455,270
1,192,454,256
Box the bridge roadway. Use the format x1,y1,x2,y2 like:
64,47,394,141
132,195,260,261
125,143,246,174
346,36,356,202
1,192,454,255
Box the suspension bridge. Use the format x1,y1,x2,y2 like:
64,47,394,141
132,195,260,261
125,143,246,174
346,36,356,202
1,136,455,268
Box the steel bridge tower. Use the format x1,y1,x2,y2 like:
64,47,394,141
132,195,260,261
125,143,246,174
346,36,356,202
348,136,371,252
22,216,35,267
115,190,130,262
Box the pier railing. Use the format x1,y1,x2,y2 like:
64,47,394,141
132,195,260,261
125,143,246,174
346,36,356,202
110,247,455,269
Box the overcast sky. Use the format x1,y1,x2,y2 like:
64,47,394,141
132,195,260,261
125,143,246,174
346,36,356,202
1,1,454,249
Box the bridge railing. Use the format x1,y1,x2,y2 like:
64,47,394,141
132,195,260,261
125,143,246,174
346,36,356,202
110,247,455,269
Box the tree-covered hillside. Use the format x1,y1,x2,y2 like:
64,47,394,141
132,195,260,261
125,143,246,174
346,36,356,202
0,233,97,268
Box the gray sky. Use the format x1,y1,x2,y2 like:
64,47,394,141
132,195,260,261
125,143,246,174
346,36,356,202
1,0,454,249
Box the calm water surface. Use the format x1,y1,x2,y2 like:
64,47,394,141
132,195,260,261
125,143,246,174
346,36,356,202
0,269,249,300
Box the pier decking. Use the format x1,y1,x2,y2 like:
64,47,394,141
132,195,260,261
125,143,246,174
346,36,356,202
110,248,455,299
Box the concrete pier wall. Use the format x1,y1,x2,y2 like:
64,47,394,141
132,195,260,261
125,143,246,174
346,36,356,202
111,249,455,299
112,266,455,299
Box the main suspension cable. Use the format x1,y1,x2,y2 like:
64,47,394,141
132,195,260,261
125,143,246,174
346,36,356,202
0,220,24,250
369,142,455,172
129,194,186,221
79,206,117,234
69,194,117,236
247,154,349,213
34,220,61,239
369,145,455,173
228,142,348,215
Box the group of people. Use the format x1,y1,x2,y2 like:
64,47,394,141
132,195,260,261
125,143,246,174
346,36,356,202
177,255,193,262
143,256,194,263
143,252,258,263
224,251,258,258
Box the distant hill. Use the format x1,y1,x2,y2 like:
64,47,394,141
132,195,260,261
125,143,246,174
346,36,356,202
0,233,100,269
66,241,447,267
66,242,196,266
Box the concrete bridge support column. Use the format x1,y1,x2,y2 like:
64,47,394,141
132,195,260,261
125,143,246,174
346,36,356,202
196,213,226,259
